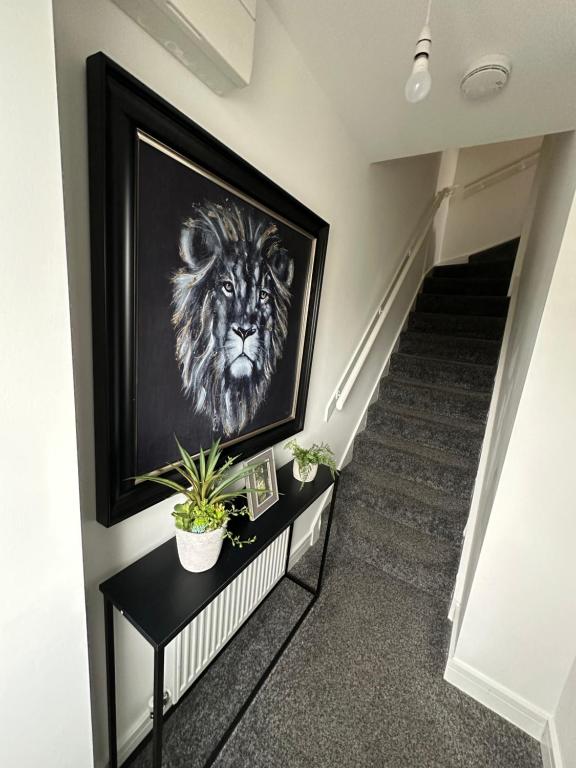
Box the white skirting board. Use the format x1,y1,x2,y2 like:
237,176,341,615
444,656,549,741
541,720,565,768
117,712,157,767
434,253,470,266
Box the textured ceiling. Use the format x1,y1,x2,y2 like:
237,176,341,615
268,0,576,161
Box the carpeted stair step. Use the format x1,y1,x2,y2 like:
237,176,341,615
422,276,510,297
468,238,519,264
407,311,506,341
378,378,491,425
431,261,514,280
398,331,501,366
343,459,469,516
416,293,509,317
338,464,467,543
362,430,474,472
365,405,484,463
353,433,475,501
389,352,496,392
333,498,460,603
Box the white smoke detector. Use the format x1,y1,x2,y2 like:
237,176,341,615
460,55,511,100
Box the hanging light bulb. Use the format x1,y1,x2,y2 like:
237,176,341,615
405,1,432,103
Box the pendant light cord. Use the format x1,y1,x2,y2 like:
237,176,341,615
425,0,432,25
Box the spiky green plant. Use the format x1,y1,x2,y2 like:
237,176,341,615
135,438,259,547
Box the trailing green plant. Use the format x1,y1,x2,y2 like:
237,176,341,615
285,439,338,486
135,438,258,548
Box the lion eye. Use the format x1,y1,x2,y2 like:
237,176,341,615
259,289,270,302
222,281,234,295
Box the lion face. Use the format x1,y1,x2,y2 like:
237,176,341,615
217,250,278,379
171,202,294,437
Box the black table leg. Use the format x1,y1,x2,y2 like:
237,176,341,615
152,646,165,767
104,598,118,768
285,478,340,598
314,476,339,596
284,523,294,572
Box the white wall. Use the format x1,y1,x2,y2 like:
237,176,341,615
51,0,440,763
452,131,576,633
440,136,542,263
451,131,576,734
0,3,93,768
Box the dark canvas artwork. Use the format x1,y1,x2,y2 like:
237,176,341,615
88,54,328,524
135,134,315,475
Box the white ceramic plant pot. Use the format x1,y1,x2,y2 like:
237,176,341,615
293,460,318,484
175,526,225,573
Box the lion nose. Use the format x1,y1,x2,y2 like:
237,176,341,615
233,325,257,342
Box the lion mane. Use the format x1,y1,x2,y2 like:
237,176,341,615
171,201,294,437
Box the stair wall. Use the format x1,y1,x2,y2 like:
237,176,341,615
450,131,576,758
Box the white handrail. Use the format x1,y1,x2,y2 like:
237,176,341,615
324,186,454,421
459,150,540,200
324,147,541,422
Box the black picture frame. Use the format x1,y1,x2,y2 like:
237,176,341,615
87,53,329,527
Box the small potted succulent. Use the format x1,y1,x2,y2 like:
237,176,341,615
136,438,257,572
285,439,338,487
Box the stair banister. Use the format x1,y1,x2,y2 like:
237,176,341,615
459,150,540,200
325,147,540,422
324,186,454,421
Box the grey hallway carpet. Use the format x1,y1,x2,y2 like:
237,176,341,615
129,239,542,767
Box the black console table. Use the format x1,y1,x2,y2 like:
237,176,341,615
100,463,339,768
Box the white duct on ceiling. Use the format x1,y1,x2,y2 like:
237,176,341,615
112,0,257,95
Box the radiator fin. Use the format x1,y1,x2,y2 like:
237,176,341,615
173,529,289,698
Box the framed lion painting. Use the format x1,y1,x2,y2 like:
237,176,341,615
87,54,328,525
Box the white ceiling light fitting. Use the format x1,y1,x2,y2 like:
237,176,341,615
405,0,432,103
460,55,511,100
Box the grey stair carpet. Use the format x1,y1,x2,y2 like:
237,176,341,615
389,353,496,392
334,241,517,606
407,312,506,341
365,406,484,461
430,260,514,279
398,331,501,365
468,238,519,263
339,464,468,543
353,435,475,503
214,555,541,768
422,276,510,296
129,239,542,767
416,292,510,317
378,377,491,424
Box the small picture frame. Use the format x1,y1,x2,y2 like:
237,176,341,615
243,448,279,521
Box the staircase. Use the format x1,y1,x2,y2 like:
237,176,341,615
334,238,518,604
127,236,541,768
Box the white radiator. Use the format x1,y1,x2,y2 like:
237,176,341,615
171,529,289,700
